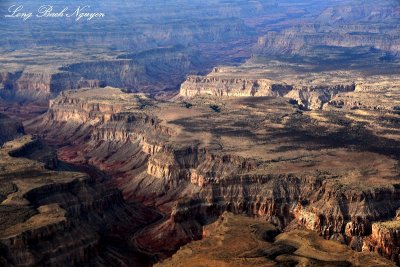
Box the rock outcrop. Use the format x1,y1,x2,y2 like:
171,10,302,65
180,75,292,97
0,113,24,145
0,70,101,101
363,221,400,263
157,212,394,266
25,87,400,263
179,71,356,110
0,46,213,101
1,0,400,265
0,135,161,266
253,0,400,58
256,28,400,56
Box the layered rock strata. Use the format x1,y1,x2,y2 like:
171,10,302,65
157,212,394,266
25,87,400,263
180,73,356,109
0,69,101,100
0,113,24,145
0,135,161,266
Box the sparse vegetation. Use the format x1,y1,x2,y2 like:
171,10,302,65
183,102,193,109
298,104,309,111
209,104,221,113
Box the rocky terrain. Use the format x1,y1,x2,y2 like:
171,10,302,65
0,134,163,266
179,59,400,110
157,212,395,266
3,0,399,102
0,46,214,101
177,0,400,110
179,67,356,110
0,0,261,101
1,0,400,266
255,9,400,57
21,87,400,264
0,113,24,145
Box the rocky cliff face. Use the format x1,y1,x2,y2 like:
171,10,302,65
362,221,400,263
2,0,400,264
0,113,24,145
0,135,161,266
256,29,400,56
0,0,254,51
157,212,395,266
0,0,264,102
180,71,355,110
180,75,292,97
285,84,356,110
253,0,400,57
0,46,217,101
0,70,101,101
61,47,202,92
24,88,400,263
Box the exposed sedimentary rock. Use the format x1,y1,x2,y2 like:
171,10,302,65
0,46,211,101
0,70,101,100
1,0,400,265
179,72,356,109
256,28,400,56
0,113,24,145
24,87,400,263
0,135,161,266
180,75,292,97
363,221,400,263
157,212,394,266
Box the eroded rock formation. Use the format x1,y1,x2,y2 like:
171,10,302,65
0,135,161,266
24,87,400,264
0,69,101,101
179,72,356,110
1,0,400,264
157,212,395,266
0,113,24,145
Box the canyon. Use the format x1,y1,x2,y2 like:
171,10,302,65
3,0,399,102
1,0,400,266
0,133,162,266
18,87,400,265
0,46,215,101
